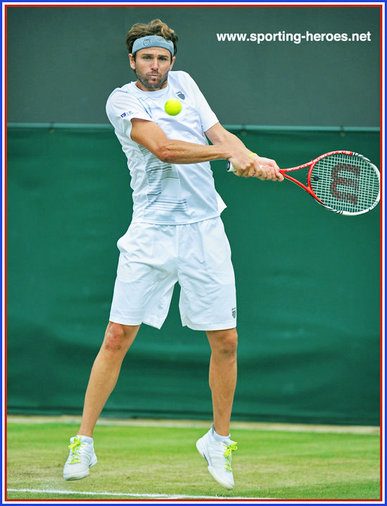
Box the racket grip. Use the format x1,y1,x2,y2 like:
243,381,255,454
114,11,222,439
226,161,236,173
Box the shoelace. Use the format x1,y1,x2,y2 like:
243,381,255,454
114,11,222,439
224,441,238,471
68,436,84,464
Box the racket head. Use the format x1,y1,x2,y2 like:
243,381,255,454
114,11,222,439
307,151,380,216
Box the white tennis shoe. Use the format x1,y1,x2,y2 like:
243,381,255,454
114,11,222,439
196,428,238,489
63,436,97,480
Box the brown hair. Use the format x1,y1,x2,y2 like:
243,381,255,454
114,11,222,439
126,19,178,58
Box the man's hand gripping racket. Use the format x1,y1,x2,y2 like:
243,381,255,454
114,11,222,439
227,150,380,216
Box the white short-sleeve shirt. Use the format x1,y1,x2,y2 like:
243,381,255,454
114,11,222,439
106,70,226,225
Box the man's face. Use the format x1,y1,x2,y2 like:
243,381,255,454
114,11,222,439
130,47,175,91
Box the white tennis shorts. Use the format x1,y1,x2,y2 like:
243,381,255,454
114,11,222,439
109,217,237,331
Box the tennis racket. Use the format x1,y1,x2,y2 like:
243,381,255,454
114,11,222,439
227,150,380,216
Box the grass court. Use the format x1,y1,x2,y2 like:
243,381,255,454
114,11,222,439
6,418,381,501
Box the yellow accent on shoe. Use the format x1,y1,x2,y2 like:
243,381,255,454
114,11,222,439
224,442,238,471
68,436,84,464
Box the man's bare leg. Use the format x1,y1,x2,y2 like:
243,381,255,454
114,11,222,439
195,327,238,489
206,327,238,436
78,322,140,437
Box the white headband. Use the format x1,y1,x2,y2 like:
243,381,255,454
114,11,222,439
132,35,174,56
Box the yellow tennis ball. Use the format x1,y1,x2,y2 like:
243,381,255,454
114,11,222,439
165,99,182,116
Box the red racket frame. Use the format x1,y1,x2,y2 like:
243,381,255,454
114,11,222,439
279,150,354,206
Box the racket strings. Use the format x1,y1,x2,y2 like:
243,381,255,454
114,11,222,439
310,153,379,214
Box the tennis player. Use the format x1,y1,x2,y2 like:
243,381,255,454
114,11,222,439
63,19,283,489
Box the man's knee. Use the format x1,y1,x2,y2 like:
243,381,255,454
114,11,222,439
207,328,238,356
103,322,139,353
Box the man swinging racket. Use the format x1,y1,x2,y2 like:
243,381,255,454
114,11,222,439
63,19,283,490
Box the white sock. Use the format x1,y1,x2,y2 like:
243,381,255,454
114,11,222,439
211,426,230,442
76,435,93,445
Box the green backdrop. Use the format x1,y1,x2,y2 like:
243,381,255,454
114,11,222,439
6,6,380,126
6,125,380,425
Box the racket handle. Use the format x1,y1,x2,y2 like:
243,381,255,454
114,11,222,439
226,161,236,173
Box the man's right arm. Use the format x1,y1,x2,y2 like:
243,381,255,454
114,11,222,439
131,119,282,182
130,118,232,164
107,92,231,163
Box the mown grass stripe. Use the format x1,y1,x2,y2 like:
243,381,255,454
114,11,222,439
6,416,379,435
7,488,271,500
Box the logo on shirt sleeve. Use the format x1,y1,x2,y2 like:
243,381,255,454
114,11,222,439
176,91,185,100
120,110,134,118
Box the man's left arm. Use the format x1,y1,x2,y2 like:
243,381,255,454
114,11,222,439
205,122,283,181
